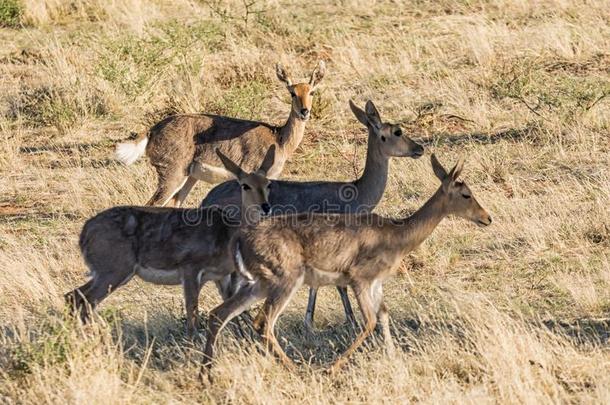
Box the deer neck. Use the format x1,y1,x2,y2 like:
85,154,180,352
239,206,259,228
395,187,449,252
277,108,307,155
353,130,388,209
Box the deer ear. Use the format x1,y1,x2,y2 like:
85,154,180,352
276,63,292,87
216,148,245,180
258,145,276,175
365,100,382,129
349,100,368,126
309,60,326,89
431,154,448,181
449,157,464,181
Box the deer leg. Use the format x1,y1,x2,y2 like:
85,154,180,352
329,283,376,374
252,303,268,335
182,269,203,338
70,270,134,323
146,165,189,207
304,287,318,332
214,275,254,339
260,276,304,371
376,302,394,355
65,278,95,322
172,176,198,207
371,281,394,355
337,286,358,329
202,282,264,375
230,272,256,325
65,243,136,324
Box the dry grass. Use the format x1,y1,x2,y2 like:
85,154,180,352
1,0,609,403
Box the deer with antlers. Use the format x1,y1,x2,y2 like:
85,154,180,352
115,61,325,207
201,154,492,376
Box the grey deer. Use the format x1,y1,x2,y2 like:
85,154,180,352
202,154,492,376
115,61,326,207
201,100,424,331
65,146,276,336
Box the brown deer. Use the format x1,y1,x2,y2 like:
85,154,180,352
200,100,424,331
65,146,276,336
201,154,492,376
115,61,326,207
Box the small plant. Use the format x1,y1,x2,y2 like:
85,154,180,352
209,80,268,119
97,20,223,101
311,87,332,121
97,34,170,99
5,318,73,378
0,0,22,27
489,58,609,122
200,0,267,32
6,85,108,133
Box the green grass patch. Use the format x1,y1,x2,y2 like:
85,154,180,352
489,58,610,124
4,317,73,378
7,85,108,132
97,20,224,100
208,80,269,119
0,0,22,28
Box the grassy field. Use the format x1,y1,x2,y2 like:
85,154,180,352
1,0,609,403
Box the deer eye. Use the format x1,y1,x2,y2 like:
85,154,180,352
267,184,272,189
394,129,402,137
381,136,386,142
241,184,251,191
462,194,471,199
309,90,316,96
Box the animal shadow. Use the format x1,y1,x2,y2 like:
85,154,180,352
419,125,539,147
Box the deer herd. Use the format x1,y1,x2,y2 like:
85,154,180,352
66,61,492,380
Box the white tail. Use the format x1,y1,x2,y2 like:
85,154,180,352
136,61,325,207
115,136,148,165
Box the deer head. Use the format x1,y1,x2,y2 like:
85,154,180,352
216,146,275,224
349,100,424,159
431,154,492,226
276,61,326,121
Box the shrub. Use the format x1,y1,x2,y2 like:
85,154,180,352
6,85,109,133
